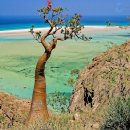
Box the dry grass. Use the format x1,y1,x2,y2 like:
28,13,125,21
2,109,103,130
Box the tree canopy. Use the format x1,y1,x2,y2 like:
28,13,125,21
30,0,91,43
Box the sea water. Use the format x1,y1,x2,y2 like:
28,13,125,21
0,15,130,99
0,15,129,31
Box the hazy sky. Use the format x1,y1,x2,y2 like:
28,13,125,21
0,0,130,16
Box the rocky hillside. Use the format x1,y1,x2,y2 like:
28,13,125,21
69,41,130,113
0,93,101,130
0,93,30,129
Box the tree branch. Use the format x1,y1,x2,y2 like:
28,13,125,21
42,25,53,39
75,33,90,41
41,38,50,52
49,26,62,35
49,37,64,51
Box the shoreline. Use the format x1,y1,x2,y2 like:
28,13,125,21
0,27,50,34
0,26,120,34
0,26,126,38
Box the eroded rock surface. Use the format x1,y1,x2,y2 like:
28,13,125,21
69,42,130,113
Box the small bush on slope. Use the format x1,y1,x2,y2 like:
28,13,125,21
101,97,130,130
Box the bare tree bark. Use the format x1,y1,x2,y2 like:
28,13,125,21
26,51,51,124
26,37,64,125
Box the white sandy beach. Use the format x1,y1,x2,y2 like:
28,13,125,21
0,26,124,37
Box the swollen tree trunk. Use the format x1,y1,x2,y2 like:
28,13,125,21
26,37,62,125
26,51,51,124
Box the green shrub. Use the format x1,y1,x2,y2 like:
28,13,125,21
67,77,75,87
70,69,80,75
47,92,69,113
101,97,130,130
67,69,80,87
0,116,5,123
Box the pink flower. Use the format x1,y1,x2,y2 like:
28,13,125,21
77,20,80,25
60,18,64,22
47,0,52,10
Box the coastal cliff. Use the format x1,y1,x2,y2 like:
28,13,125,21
69,41,130,113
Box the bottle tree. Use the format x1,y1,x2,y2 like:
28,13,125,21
26,0,90,124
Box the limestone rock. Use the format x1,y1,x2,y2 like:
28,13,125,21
73,112,81,121
91,123,100,129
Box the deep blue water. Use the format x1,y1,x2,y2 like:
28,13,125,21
0,15,129,31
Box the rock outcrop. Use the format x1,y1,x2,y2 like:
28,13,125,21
69,41,130,113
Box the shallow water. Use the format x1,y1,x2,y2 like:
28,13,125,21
0,28,130,98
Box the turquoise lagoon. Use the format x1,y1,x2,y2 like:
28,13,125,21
0,15,130,99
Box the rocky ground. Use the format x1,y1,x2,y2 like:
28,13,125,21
69,41,130,113
0,92,101,130
0,92,30,129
